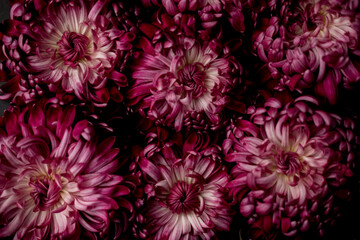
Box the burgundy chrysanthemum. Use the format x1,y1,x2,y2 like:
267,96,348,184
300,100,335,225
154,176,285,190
0,100,133,239
1,0,134,106
128,27,241,131
253,0,360,104
140,0,245,31
135,132,232,239
223,96,358,238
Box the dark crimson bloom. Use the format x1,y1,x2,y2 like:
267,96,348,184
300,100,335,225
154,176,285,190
223,96,359,238
135,132,232,239
253,0,360,104
140,0,245,31
1,0,135,106
0,99,133,239
127,19,242,131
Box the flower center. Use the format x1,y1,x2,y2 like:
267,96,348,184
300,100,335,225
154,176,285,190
178,63,207,98
29,175,62,211
167,181,200,214
58,31,90,63
276,151,303,175
297,3,329,34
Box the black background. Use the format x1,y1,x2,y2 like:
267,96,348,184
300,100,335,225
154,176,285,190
0,0,10,114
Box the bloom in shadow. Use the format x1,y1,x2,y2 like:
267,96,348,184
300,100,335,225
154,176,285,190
223,96,358,238
1,0,134,106
0,100,132,239
128,29,241,131
253,0,360,104
137,132,232,239
140,0,245,30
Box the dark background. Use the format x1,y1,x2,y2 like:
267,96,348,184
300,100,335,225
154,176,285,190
0,0,10,114
0,0,10,20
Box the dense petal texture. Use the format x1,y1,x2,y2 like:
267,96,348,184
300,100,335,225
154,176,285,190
135,131,232,239
0,100,132,239
224,96,359,238
128,21,241,131
1,0,135,106
253,0,360,104
0,1,360,239
140,0,245,30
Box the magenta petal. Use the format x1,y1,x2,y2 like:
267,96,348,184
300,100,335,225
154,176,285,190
110,71,127,87
342,61,360,83
139,158,161,182
88,0,107,21
4,111,20,136
255,202,272,215
57,106,76,138
29,105,45,131
72,120,89,141
240,201,255,217
161,0,178,15
322,71,338,105
281,217,291,233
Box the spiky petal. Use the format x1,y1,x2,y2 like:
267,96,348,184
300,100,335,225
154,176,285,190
137,132,232,239
0,99,132,239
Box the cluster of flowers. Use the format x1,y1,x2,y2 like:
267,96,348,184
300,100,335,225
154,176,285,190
0,0,360,239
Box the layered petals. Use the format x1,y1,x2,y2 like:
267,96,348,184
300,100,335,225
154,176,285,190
224,96,359,238
136,132,232,239
128,28,241,131
1,0,135,106
253,0,360,104
0,100,132,239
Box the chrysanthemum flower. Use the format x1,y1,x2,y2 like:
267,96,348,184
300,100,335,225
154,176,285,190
136,132,232,239
253,0,360,104
1,0,134,106
141,0,245,30
0,99,133,239
223,96,358,238
128,27,241,131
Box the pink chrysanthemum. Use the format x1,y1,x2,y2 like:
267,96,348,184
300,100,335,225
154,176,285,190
136,132,232,239
1,0,134,106
253,0,360,104
0,100,132,239
128,28,241,131
223,96,358,238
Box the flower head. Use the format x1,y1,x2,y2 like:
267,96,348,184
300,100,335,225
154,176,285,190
253,0,360,104
136,132,232,239
0,99,133,239
128,24,241,131
1,0,135,106
223,96,358,238
140,0,245,30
